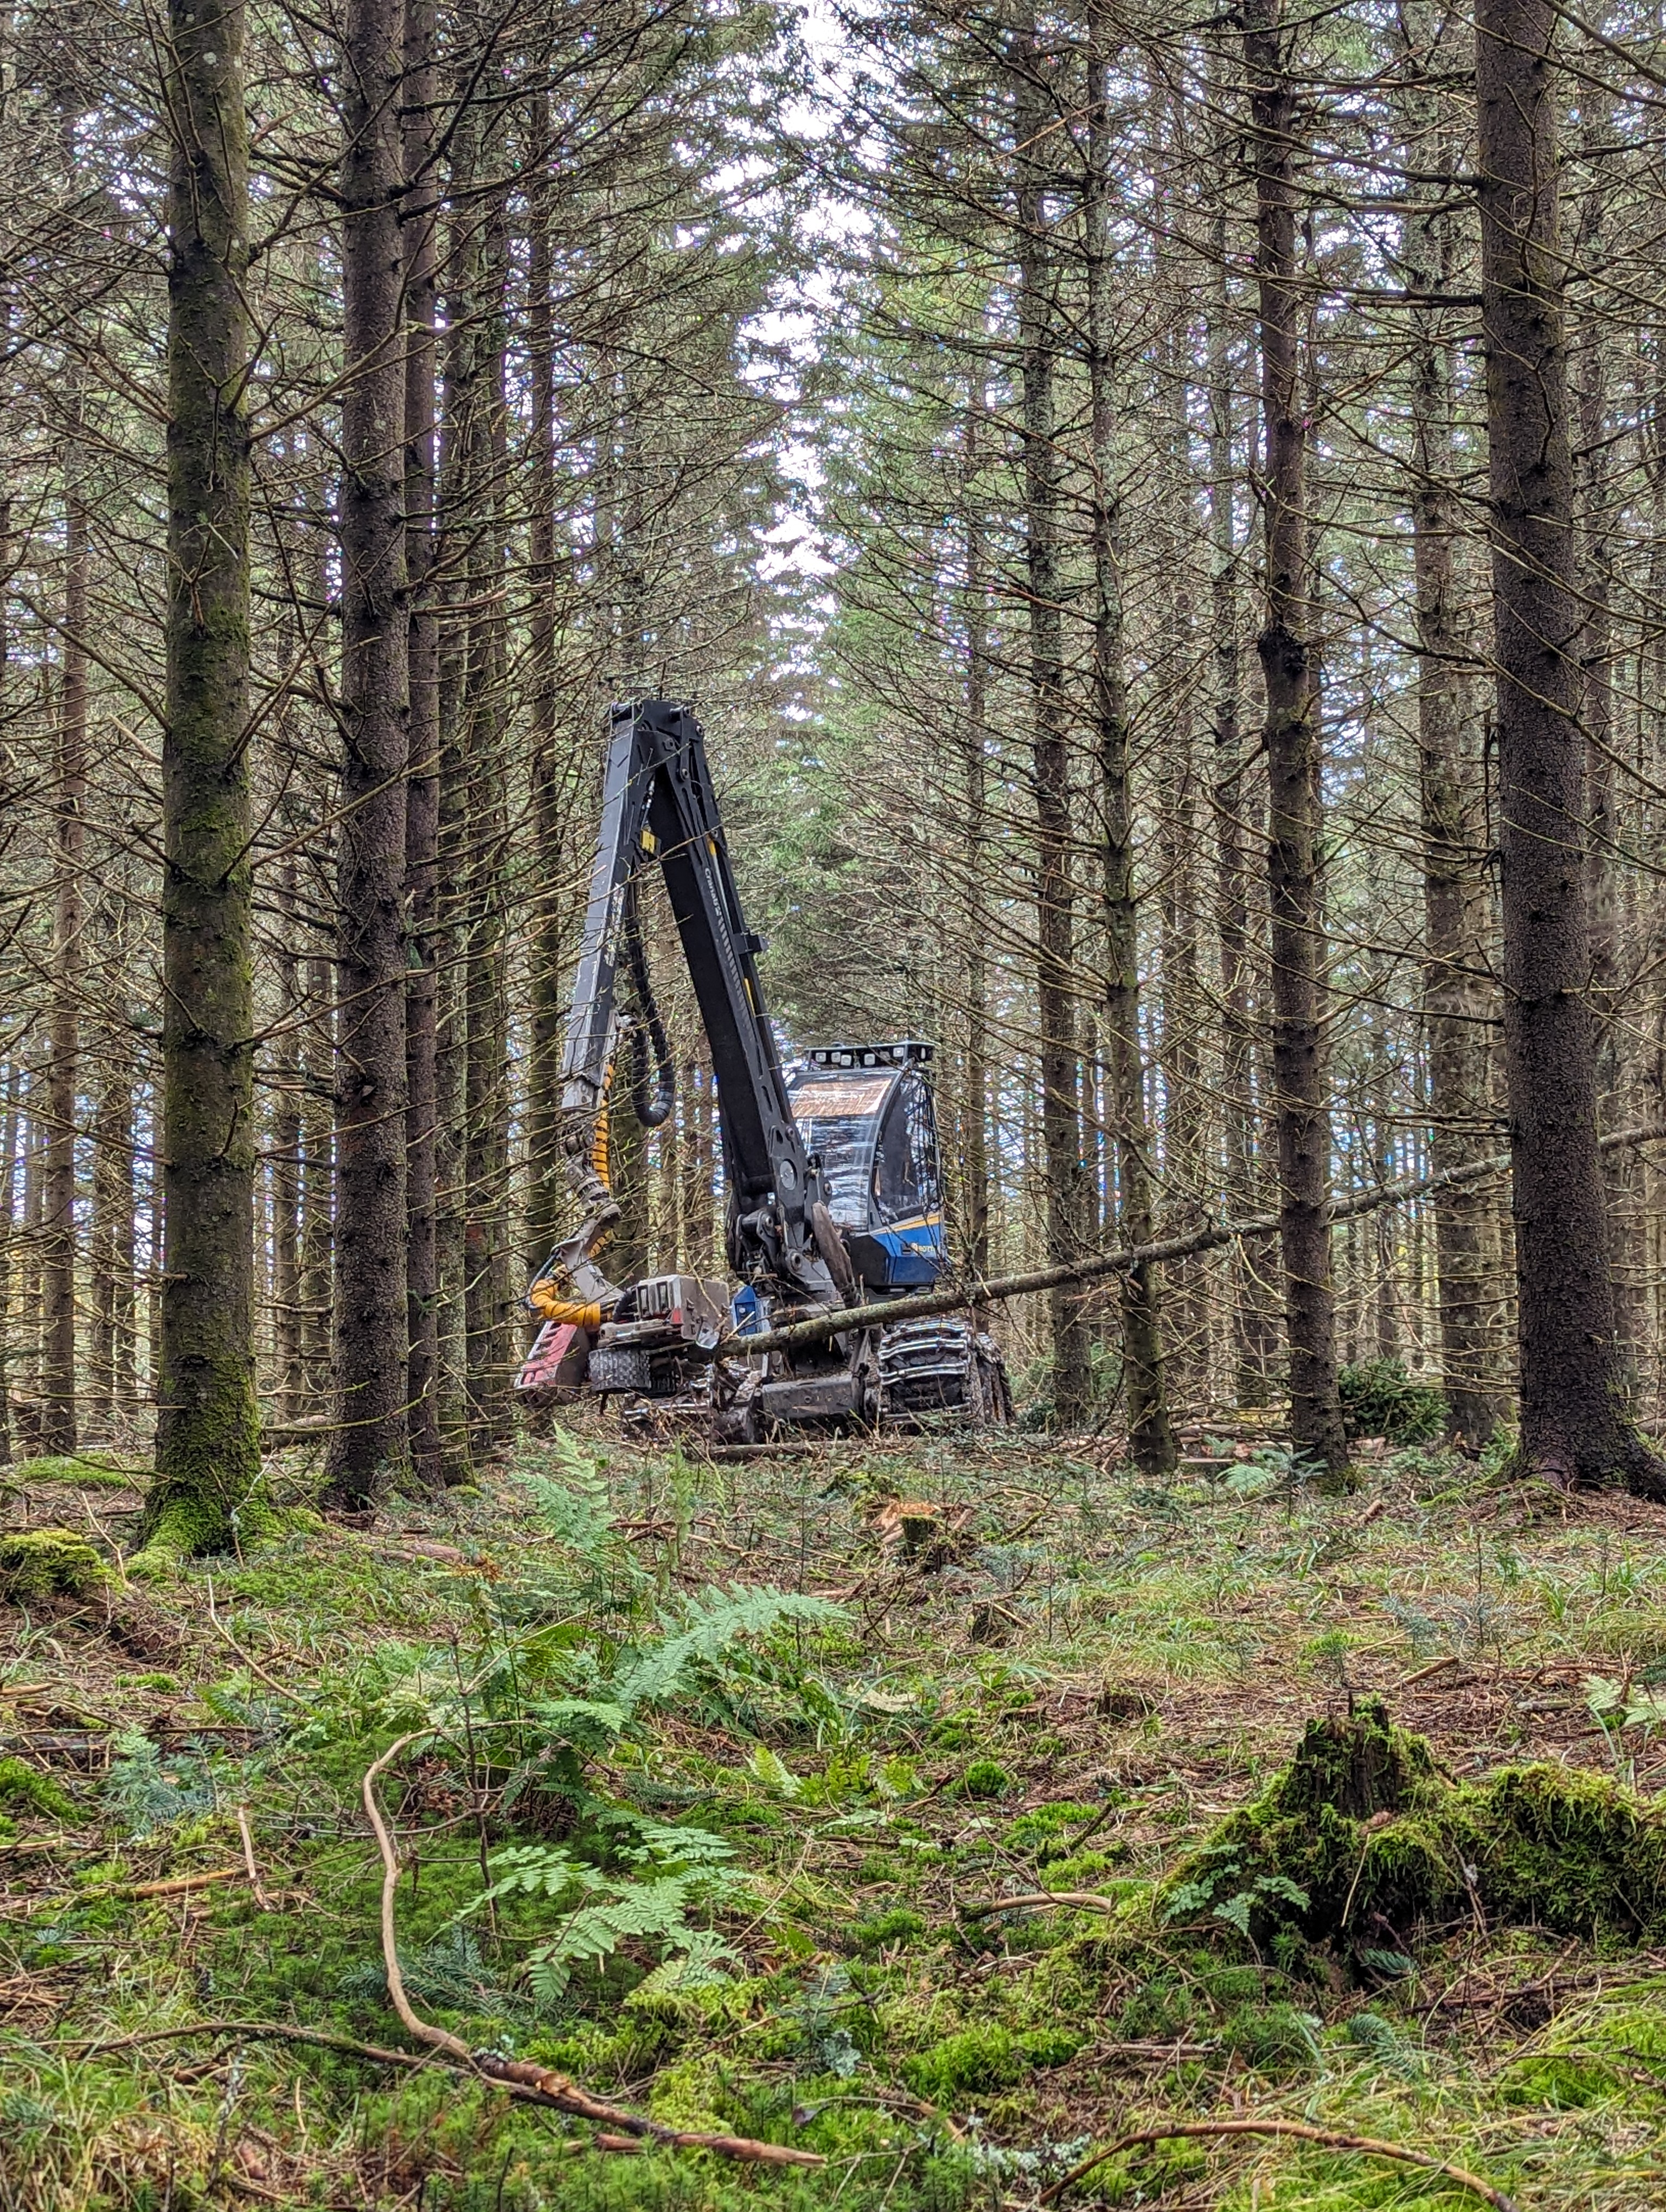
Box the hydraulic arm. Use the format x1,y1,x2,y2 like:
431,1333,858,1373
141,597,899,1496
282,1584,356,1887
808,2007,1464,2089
537,698,844,1319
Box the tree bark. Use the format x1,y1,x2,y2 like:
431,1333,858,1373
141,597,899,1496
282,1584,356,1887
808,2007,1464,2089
1474,0,1665,1494
91,1049,134,1437
40,439,87,1458
1207,146,1277,1407
330,0,411,1504
432,93,484,1478
1572,88,1644,1387
526,92,567,1282
1088,12,1174,1472
271,857,304,1422
960,398,991,1283
0,1065,17,1464
462,176,511,1449
138,0,262,1558
1396,0,1507,1445
1014,10,1090,1427
403,0,441,1487
1242,0,1348,1480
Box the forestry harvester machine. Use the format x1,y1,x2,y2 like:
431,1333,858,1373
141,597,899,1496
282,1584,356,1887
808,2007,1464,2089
515,698,1010,1441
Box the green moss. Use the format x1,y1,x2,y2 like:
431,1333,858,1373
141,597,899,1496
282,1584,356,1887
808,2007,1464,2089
0,1758,76,1823
0,1527,108,1601
1116,1979,1195,2040
849,1907,927,1952
900,2020,1084,2101
14,1455,145,1490
956,1758,1010,1800
1006,1801,1105,1855
1220,1999,1322,2076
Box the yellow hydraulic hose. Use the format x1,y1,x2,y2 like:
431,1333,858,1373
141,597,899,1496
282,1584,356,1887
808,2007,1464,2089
528,1283,604,1329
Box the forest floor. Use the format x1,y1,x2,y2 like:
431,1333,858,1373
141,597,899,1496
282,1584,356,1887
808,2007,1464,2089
7,1418,1666,2211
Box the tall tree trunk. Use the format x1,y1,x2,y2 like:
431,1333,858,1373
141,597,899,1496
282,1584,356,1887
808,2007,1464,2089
1157,306,1205,1396
1088,11,1174,1471
1397,0,1507,1444
0,1065,17,1464
138,0,261,1558
41,448,87,1457
91,1050,134,1437
1014,12,1090,1428
1207,171,1276,1406
271,857,304,1421
1572,88,1644,1385
1243,0,1348,1480
403,0,441,1486
434,101,480,1478
1475,0,1665,1494
300,944,334,1406
526,93,567,1279
960,401,991,1283
463,176,511,1449
330,0,411,1504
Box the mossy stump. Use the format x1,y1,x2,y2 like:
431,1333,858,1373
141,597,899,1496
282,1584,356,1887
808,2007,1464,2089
0,1527,108,1604
1164,1695,1666,1964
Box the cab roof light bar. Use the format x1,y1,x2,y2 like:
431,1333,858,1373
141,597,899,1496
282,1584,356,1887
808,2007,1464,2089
805,1040,934,1069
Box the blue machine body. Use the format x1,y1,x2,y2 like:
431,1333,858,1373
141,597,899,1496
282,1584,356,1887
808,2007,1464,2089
785,1045,948,1294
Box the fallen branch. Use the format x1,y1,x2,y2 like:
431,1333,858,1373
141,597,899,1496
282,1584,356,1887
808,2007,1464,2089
1037,2117,1519,2210
959,1889,1126,1919
736,1121,1666,1359
121,1867,244,1900
236,1805,270,1910
360,1734,825,2171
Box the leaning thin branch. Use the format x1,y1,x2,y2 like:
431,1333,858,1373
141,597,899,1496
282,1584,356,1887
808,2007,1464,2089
735,1123,1666,1360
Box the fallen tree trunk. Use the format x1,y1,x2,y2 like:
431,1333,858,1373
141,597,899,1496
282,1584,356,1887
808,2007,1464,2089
735,1123,1666,1361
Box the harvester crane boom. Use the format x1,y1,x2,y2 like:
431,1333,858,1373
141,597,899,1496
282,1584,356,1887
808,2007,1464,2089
547,698,840,1312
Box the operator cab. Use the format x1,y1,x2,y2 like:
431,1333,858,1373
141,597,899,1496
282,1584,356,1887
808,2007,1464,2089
786,1041,946,1290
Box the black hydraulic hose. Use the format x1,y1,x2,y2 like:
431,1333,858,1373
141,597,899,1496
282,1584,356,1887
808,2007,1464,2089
622,878,674,1128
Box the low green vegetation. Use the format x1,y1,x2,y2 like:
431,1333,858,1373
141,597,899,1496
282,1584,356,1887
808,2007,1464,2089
4,1424,1666,2208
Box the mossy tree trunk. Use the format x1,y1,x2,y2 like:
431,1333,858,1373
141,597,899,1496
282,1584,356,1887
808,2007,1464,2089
138,0,261,1561
1475,0,1666,1496
1243,0,1349,1482
328,0,411,1506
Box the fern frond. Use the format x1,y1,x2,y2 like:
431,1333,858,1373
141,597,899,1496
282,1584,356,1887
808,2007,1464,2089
514,1427,616,1559
522,1696,629,1752
473,1844,605,1907
595,1805,736,1867
625,1930,739,2010
748,1745,802,1799
611,1588,844,1716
